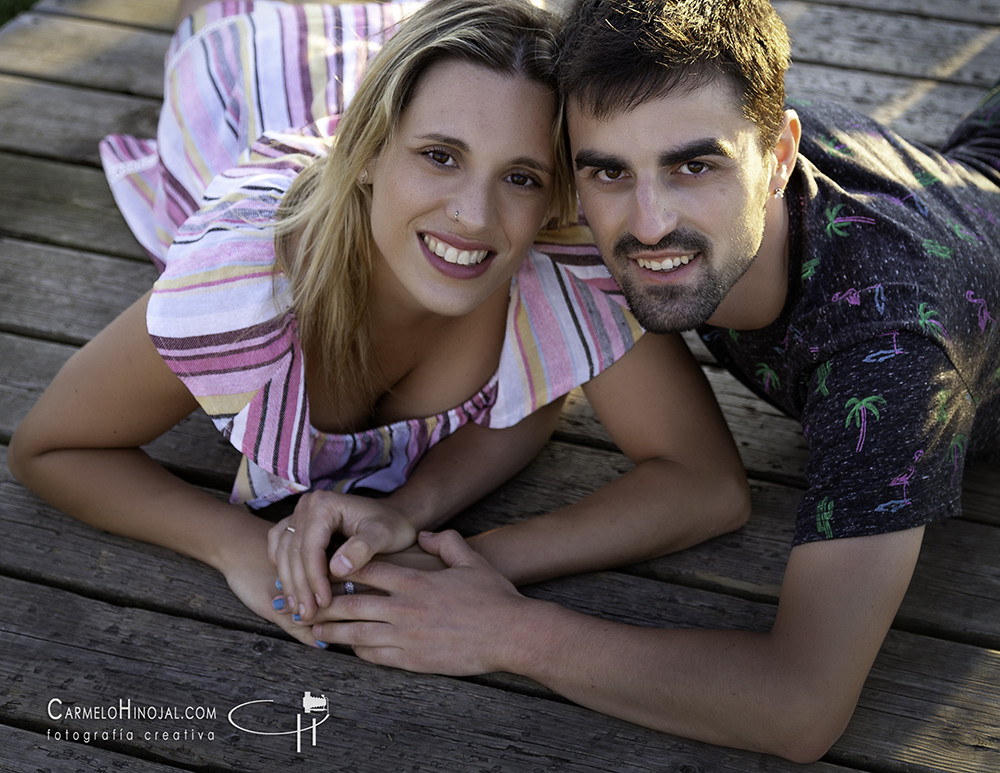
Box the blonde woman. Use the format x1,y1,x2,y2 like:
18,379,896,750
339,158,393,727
8,0,748,646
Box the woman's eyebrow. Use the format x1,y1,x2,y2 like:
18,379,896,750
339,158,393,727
419,133,554,174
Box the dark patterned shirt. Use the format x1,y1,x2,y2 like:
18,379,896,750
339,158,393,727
699,97,1000,544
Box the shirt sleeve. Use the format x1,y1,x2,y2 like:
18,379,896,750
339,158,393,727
794,333,975,544
486,232,645,428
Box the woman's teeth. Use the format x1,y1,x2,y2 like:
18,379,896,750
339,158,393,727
637,254,694,271
423,235,488,266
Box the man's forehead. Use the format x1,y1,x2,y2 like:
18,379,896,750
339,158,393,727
566,87,753,158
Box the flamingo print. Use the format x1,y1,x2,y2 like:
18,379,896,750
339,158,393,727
889,450,925,505
965,290,996,331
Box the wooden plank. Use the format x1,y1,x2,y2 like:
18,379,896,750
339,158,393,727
775,1,999,87
0,576,852,773
790,0,1000,26
4,568,998,771
4,420,1000,653
5,724,187,773
0,13,169,97
30,0,1000,34
4,432,999,769
785,64,989,148
0,238,156,344
33,0,178,31
0,73,161,164
0,152,144,258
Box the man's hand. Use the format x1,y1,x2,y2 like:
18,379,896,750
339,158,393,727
311,530,526,675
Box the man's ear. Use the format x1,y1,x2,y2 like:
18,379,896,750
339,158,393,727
770,109,802,189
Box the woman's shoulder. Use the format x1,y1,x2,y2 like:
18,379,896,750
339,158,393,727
486,226,643,427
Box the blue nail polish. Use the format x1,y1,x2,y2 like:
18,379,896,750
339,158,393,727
315,641,328,649
272,597,285,611
275,579,283,591
293,613,301,622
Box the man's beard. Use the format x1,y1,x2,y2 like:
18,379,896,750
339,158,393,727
610,229,755,333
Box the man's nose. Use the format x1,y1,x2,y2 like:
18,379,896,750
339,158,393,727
628,179,680,245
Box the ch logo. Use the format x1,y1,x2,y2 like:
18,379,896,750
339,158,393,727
228,692,331,753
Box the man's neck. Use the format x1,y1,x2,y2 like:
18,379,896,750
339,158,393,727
705,199,791,331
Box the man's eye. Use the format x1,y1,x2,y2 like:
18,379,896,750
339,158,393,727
680,161,710,175
596,168,625,182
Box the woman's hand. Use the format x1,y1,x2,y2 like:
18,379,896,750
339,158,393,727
217,518,325,648
267,491,418,621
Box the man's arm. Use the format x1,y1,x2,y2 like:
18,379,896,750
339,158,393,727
314,525,923,763
466,331,750,585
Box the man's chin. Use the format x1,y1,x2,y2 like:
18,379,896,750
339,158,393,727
620,282,716,333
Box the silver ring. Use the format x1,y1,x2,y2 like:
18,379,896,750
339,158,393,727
344,581,356,595
286,526,296,533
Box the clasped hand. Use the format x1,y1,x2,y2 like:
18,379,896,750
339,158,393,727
267,490,424,621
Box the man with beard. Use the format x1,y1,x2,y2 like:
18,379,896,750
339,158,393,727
309,0,1000,762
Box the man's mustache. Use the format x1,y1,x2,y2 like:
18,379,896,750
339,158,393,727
612,230,712,261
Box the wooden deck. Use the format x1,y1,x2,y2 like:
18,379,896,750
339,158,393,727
1,0,998,770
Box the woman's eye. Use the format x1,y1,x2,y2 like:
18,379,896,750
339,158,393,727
508,172,541,188
425,149,456,167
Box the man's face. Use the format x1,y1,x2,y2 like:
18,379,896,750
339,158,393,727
568,80,776,333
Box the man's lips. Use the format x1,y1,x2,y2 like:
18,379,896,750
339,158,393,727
633,252,697,272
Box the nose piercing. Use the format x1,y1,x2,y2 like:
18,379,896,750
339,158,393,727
454,209,460,222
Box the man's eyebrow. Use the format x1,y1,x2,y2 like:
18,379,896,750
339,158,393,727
574,150,626,171
574,138,737,172
659,138,737,167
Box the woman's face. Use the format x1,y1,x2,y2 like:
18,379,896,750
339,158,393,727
366,58,558,318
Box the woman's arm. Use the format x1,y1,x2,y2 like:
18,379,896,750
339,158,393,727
7,292,322,646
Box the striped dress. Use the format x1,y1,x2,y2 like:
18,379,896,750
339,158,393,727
99,1,643,508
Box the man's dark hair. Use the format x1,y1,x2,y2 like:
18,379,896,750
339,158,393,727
558,0,791,150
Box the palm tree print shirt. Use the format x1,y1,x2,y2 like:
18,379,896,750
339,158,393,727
699,95,1000,545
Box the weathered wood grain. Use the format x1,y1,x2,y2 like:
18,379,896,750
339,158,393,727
1,575,857,773
0,73,161,164
0,13,169,97
0,152,144,257
3,1,1000,770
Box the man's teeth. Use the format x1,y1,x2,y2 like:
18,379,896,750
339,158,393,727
423,235,488,266
637,254,694,271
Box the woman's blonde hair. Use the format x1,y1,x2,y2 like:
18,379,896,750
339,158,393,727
276,0,570,413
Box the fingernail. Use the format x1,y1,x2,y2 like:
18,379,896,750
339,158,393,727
293,613,301,622
332,555,353,576
315,641,328,649
275,579,283,591
272,597,285,611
